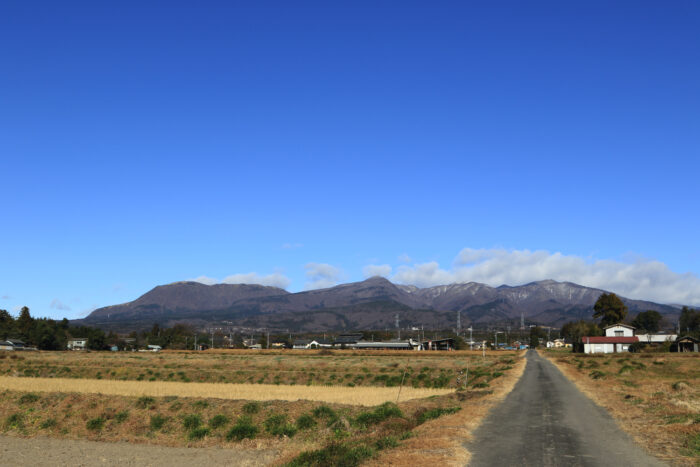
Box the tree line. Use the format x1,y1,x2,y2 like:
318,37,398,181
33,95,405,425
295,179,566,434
0,307,109,350
559,293,700,351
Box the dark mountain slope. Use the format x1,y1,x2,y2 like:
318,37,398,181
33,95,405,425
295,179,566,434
80,277,682,331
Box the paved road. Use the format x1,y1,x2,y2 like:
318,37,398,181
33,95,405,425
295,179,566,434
467,350,665,467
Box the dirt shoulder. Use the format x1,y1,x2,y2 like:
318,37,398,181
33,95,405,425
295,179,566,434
0,434,278,467
366,351,527,466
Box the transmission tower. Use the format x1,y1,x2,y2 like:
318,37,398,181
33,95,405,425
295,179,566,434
395,313,400,340
457,310,461,333
520,312,525,330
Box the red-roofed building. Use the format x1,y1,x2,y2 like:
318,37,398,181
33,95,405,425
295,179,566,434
582,324,637,354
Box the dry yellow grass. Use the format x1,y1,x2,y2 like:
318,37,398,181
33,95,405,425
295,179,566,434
542,350,699,466
367,351,527,467
0,375,452,406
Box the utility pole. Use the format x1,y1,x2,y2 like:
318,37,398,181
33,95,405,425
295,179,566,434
211,331,214,349
468,327,473,350
194,334,197,351
267,331,270,349
395,313,400,340
457,310,461,334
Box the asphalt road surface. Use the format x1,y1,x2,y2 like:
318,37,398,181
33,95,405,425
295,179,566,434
467,350,665,467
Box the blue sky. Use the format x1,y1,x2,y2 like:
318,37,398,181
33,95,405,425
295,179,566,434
1,1,699,319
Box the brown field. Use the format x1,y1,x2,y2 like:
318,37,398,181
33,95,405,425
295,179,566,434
0,349,497,389
0,349,525,466
542,349,700,466
0,376,452,405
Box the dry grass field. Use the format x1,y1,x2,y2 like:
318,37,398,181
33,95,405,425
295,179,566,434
0,349,524,466
0,349,493,389
543,349,700,466
0,376,451,405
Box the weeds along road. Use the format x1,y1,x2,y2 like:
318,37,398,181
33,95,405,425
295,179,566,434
467,350,665,467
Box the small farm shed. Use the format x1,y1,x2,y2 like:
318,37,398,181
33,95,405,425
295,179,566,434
0,341,14,351
422,338,455,351
671,336,699,353
352,339,421,351
67,338,88,350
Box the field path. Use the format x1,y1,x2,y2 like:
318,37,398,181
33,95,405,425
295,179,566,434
0,435,277,466
466,350,665,466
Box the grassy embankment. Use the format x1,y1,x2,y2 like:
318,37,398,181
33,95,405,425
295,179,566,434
543,349,699,466
0,349,525,466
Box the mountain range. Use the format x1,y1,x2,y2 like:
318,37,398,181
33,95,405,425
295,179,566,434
78,277,682,332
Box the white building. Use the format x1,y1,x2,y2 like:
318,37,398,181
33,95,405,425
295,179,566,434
67,338,88,350
582,324,637,354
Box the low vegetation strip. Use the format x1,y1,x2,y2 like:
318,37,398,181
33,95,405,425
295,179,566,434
0,376,452,405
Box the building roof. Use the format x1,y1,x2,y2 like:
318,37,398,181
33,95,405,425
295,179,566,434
334,335,362,344
676,336,700,343
582,336,639,344
293,339,310,345
603,323,635,330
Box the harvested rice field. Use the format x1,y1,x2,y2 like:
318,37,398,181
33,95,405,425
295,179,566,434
0,376,452,405
0,349,525,466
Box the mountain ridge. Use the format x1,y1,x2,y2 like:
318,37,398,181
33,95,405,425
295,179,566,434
78,277,683,332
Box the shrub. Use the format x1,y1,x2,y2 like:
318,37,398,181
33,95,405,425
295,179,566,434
312,405,338,425
226,416,258,441
375,436,399,450
86,417,105,431
287,443,374,467
416,406,461,424
473,382,489,388
135,396,156,409
114,411,129,423
296,413,317,430
182,414,202,430
40,418,57,429
618,365,635,375
209,414,229,429
18,393,40,404
264,413,297,437
242,401,260,414
5,413,23,429
589,370,606,379
188,427,210,440
354,402,402,428
672,381,690,391
192,400,209,409
150,414,168,431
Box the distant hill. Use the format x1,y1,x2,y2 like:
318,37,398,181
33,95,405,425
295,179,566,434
77,277,682,332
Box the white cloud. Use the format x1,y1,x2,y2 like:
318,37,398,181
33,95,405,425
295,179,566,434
398,254,412,263
304,263,342,290
362,264,392,278
78,305,99,318
391,248,700,305
222,273,291,289
190,272,291,289
50,299,71,311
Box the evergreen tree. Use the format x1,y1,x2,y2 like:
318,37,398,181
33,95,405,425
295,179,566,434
592,293,628,328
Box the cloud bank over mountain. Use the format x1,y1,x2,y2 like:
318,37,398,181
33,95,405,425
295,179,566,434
392,248,700,305
190,272,291,289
